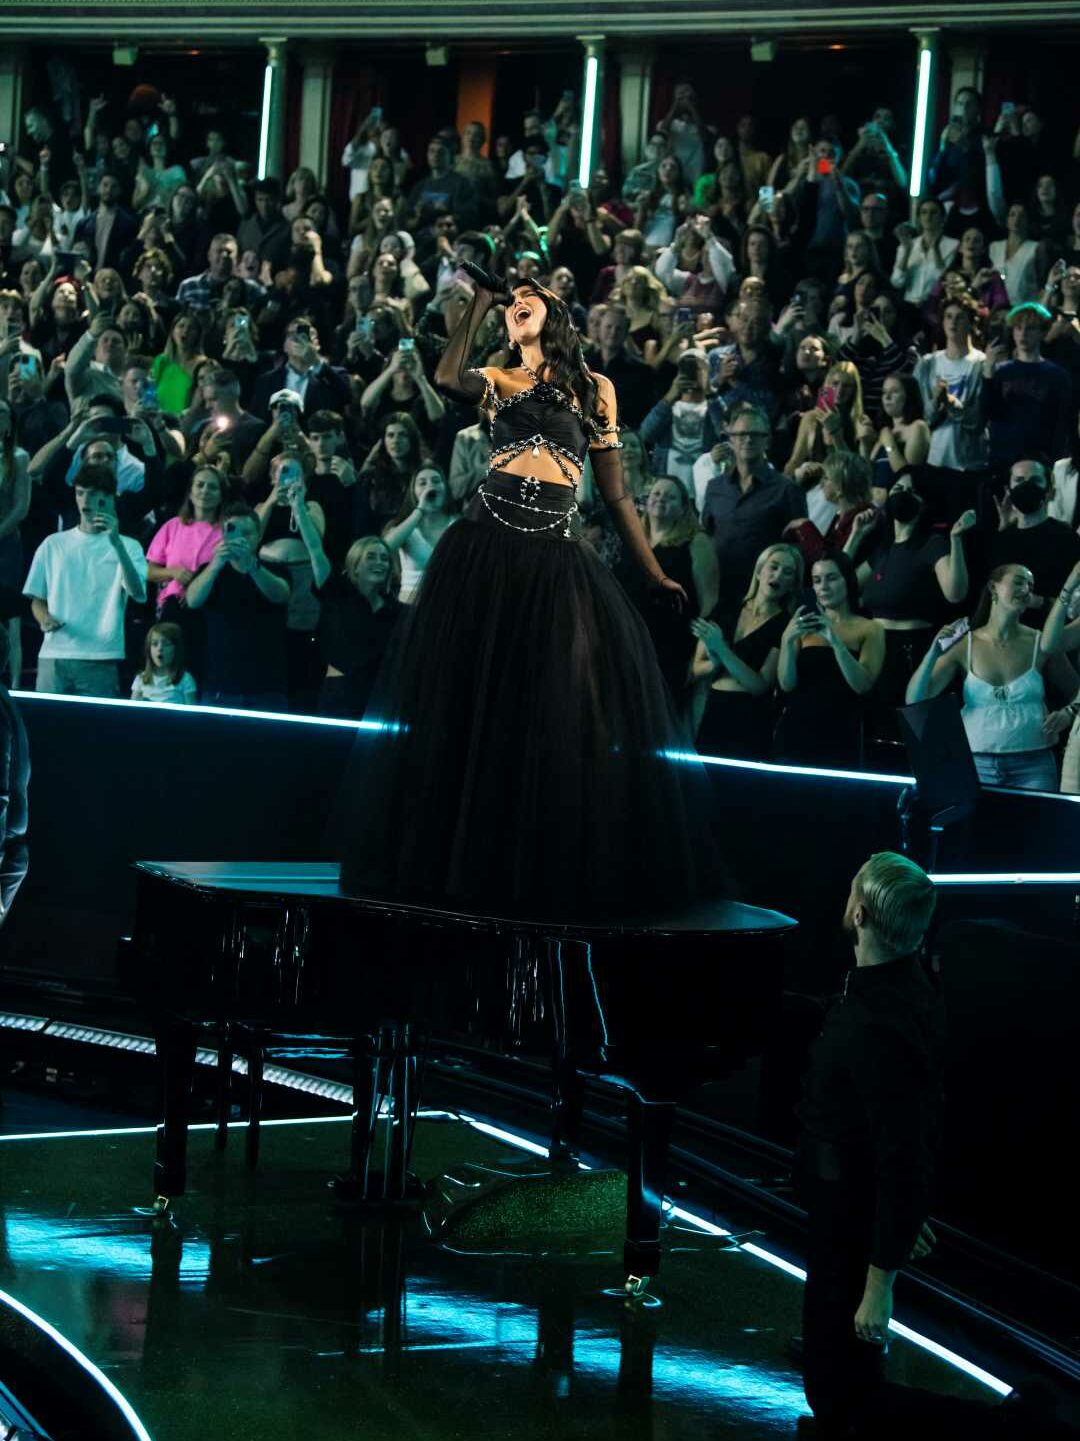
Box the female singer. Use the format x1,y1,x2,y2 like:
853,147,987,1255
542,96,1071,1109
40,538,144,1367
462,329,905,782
336,266,727,916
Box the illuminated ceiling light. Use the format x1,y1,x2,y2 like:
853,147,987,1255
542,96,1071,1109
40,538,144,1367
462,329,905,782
909,43,934,199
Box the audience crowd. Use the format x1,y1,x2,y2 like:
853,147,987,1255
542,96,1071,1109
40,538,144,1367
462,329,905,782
2,77,1080,789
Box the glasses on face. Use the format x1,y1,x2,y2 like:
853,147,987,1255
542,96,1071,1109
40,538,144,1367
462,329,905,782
728,430,769,441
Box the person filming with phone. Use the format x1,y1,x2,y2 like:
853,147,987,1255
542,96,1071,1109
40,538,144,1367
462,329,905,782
185,501,291,711
790,139,861,285
23,463,147,697
640,348,723,490
358,334,446,442
775,552,885,768
251,315,350,422
241,388,314,498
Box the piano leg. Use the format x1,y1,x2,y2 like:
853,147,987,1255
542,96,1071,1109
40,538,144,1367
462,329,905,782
549,1055,586,1166
245,1038,265,1170
153,1017,196,1200
623,1096,676,1282
336,1027,416,1204
348,1041,379,1197
387,1023,421,1202
215,1032,233,1151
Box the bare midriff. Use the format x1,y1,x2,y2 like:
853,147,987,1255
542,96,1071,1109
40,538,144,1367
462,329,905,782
876,616,934,631
490,451,580,489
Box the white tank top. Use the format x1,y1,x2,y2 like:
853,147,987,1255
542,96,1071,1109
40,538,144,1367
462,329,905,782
961,631,1048,754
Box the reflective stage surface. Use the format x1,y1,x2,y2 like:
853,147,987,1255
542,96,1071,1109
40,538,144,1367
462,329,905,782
0,1115,996,1441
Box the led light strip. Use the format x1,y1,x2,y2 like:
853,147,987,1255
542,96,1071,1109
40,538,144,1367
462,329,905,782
909,44,934,200
459,1114,1013,1398
12,691,379,730
930,872,1080,886
663,749,913,786
0,1286,153,1440
577,52,599,187
257,63,273,180
0,1015,357,1105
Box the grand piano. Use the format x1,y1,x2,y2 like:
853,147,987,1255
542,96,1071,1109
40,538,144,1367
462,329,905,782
122,861,796,1283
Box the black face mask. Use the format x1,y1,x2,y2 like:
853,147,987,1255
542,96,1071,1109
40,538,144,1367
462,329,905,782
886,490,922,523
1009,479,1047,515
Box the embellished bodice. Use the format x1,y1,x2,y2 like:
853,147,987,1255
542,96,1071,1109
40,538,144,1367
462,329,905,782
468,371,622,485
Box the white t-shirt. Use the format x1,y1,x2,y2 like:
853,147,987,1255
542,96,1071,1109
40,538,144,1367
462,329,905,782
23,528,147,660
131,670,199,704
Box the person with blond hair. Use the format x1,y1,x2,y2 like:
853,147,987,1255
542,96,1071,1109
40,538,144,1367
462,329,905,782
690,541,803,757
796,851,942,1437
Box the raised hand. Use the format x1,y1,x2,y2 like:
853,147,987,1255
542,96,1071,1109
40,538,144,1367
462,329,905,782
950,509,977,537
856,414,877,446
689,616,729,664
934,618,970,654
993,490,1018,531
984,338,1008,370
849,506,877,537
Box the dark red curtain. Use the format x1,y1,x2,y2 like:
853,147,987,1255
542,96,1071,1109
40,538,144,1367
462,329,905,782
602,52,621,179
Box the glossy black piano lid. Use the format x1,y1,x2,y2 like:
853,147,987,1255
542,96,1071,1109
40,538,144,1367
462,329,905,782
133,861,797,940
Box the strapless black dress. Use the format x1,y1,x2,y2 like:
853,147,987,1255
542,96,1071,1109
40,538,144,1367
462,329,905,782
334,386,729,919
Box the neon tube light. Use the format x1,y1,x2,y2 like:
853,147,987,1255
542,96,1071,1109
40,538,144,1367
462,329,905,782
930,872,1080,885
12,691,382,731
257,63,273,179
665,749,912,787
578,53,599,188
0,1287,154,1440
909,45,933,199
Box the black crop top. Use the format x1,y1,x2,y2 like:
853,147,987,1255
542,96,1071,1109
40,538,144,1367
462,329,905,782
469,372,622,484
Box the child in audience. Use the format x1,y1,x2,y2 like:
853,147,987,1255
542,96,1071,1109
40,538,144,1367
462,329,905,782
130,622,198,704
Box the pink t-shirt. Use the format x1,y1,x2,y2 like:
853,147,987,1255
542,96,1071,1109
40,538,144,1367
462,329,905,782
146,517,223,610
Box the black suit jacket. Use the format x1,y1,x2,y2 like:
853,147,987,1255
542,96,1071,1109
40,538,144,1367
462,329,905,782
0,687,29,925
74,207,140,272
250,362,352,422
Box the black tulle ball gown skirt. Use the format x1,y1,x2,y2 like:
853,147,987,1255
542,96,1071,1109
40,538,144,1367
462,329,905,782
334,472,729,920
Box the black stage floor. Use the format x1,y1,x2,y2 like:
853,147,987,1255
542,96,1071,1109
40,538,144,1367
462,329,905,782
0,1107,1009,1441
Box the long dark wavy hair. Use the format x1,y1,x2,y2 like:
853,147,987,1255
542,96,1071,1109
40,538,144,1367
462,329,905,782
511,281,598,422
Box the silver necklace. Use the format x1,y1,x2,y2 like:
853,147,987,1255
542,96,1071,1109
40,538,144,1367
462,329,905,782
518,355,543,383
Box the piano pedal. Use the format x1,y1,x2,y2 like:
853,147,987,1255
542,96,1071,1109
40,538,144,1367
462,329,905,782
601,1275,662,1309
133,1195,178,1232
